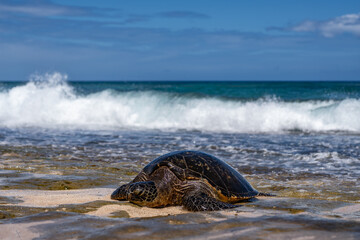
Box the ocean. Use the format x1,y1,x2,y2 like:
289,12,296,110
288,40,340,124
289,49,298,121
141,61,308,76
0,73,359,239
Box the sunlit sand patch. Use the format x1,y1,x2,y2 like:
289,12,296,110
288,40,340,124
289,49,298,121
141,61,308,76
323,203,360,221
1,152,22,158
0,188,112,207
332,203,360,214
87,204,186,218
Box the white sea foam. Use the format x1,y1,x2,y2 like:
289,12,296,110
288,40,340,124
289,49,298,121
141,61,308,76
1,73,360,133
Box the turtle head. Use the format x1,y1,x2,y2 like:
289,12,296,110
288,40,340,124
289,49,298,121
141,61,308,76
111,184,128,200
127,181,158,203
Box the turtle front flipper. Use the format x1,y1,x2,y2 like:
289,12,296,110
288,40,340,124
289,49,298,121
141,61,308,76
183,192,238,211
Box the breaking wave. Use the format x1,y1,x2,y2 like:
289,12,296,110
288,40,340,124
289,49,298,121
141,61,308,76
1,73,360,133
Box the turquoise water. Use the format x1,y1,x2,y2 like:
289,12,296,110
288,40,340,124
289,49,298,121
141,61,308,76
73,81,360,101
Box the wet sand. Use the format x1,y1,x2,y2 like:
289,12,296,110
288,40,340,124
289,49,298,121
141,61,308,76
1,188,359,240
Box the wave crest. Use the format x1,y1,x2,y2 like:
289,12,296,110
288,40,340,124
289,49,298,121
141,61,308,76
1,73,359,133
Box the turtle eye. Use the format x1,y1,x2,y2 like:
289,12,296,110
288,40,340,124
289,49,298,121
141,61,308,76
133,187,143,196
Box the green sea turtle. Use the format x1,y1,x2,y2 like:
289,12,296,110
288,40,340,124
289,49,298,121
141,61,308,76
111,150,272,211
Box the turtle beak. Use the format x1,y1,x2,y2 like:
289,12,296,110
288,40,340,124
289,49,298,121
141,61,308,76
111,188,121,200
111,184,127,200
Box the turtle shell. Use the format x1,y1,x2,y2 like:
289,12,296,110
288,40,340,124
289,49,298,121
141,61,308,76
142,150,259,199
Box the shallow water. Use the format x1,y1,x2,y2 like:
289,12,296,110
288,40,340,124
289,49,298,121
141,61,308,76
0,128,359,239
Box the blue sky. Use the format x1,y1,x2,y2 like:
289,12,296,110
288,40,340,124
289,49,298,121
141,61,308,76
1,0,359,80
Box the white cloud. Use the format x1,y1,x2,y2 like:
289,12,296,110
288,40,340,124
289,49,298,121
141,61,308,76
292,21,317,32
0,4,77,17
292,13,360,37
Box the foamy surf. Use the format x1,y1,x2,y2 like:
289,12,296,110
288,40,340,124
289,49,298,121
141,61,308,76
0,73,359,133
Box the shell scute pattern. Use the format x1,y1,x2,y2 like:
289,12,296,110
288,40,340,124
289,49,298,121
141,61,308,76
154,151,257,199
144,151,258,198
